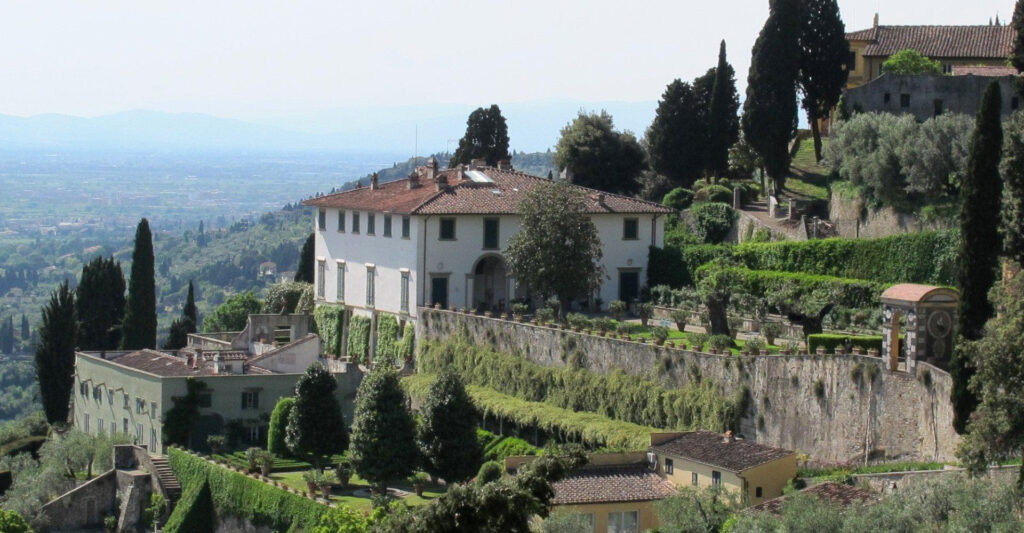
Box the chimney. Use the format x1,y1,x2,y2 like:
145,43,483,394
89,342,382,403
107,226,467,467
497,159,512,171
436,172,449,192
407,170,420,189
469,158,486,170
370,172,379,190
597,193,606,205
873,12,879,29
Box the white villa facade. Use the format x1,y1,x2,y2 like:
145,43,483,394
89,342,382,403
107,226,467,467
302,159,671,321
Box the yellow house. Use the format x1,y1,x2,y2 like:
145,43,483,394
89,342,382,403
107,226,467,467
846,14,1014,89
650,430,797,507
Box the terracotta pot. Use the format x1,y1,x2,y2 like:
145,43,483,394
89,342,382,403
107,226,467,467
261,464,272,476
852,347,863,355
434,303,441,310
307,482,317,497
665,341,674,348
868,348,880,357
654,338,664,346
816,347,826,355
320,485,331,499
759,349,769,356
414,483,425,497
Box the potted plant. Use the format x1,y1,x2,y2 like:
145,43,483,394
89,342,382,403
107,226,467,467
761,321,782,346
834,346,846,356
665,340,675,348
670,309,689,332
500,312,509,320
512,303,529,322
302,469,319,497
867,348,880,357
484,310,493,318
852,346,864,355
335,459,353,489
651,326,669,346
207,435,225,456
638,336,647,344
408,471,430,497
318,470,338,499
690,333,709,353
245,447,261,473
637,303,654,327
434,303,442,310
609,300,627,322
258,450,274,476
816,346,827,356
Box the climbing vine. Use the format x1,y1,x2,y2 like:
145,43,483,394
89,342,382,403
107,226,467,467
347,316,371,364
313,305,345,356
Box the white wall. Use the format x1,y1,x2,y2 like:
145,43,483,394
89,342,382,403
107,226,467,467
591,213,665,306
314,208,420,319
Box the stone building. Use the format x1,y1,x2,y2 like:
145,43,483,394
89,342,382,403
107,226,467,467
843,73,1019,122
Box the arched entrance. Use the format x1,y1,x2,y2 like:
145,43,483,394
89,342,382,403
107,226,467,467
473,255,508,313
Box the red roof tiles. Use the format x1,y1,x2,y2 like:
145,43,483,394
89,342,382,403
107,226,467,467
847,25,1013,59
952,65,1018,77
748,482,876,516
552,465,677,505
650,431,794,472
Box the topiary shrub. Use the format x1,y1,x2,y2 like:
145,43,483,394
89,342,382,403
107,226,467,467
476,461,504,485
709,334,733,353
690,203,737,244
267,397,294,457
694,184,733,204
663,187,695,211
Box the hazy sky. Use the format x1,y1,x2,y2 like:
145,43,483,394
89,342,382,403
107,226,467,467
0,0,1014,121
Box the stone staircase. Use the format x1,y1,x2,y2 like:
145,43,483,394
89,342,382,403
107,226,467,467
150,455,182,504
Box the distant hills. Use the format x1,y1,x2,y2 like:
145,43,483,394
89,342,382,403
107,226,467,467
0,101,657,154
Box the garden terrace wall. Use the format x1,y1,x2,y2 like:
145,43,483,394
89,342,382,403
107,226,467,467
415,308,959,463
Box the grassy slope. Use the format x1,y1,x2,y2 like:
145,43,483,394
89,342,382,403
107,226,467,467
785,138,831,202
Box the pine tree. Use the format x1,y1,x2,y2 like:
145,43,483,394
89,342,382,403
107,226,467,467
953,81,1004,434
646,80,706,188
707,40,741,179
36,280,78,425
799,0,849,162
554,111,647,195
285,363,347,468
742,0,802,194
76,256,126,351
1011,0,1024,72
294,233,315,284
121,219,157,350
350,368,418,492
417,372,483,483
451,105,512,167
1003,113,1024,266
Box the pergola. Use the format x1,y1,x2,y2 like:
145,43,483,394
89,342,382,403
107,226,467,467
879,284,958,373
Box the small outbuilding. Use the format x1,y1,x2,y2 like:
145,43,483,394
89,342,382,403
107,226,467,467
879,284,958,372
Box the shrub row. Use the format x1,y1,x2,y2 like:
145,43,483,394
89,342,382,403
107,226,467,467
164,479,214,533
648,244,732,287
166,447,329,532
806,334,885,353
404,374,659,450
694,264,890,311
417,338,744,433
475,429,539,462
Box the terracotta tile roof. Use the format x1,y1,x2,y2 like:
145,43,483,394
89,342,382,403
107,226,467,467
302,167,673,216
847,25,1013,59
748,482,876,516
650,431,794,472
100,350,209,377
879,284,958,304
552,465,676,505
952,65,1019,76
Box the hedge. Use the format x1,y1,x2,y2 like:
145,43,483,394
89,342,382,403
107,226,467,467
313,305,345,356
694,264,890,311
648,244,731,288
375,313,399,364
346,316,371,364
166,447,330,532
404,374,659,450
416,338,745,434
476,429,540,462
806,334,885,353
397,323,415,363
164,479,214,533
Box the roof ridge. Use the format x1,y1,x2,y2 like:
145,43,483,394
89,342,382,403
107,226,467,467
499,170,673,210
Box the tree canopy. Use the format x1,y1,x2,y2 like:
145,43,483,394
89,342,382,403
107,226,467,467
799,0,849,162
451,105,511,167
707,40,741,179
505,180,604,313
646,79,707,188
285,362,347,467
1001,112,1024,265
882,49,943,75
76,256,125,351
294,232,315,284
121,218,157,350
35,280,77,425
350,368,418,491
554,111,646,195
417,371,483,484
202,292,261,333
1012,0,1024,72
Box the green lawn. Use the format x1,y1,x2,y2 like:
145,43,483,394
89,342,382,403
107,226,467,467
786,137,832,201
211,451,347,472
269,471,446,512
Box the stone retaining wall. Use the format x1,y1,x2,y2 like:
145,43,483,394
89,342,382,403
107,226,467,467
416,308,960,463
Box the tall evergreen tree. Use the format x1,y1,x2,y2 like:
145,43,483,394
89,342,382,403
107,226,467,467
121,219,157,350
285,362,347,468
952,81,1004,434
1011,0,1024,72
350,368,418,492
76,256,126,351
417,372,483,484
184,280,198,328
799,0,849,162
294,233,315,284
1002,110,1024,266
450,105,511,167
554,111,647,195
742,0,802,194
20,314,28,340
36,280,78,425
646,80,706,188
707,40,741,178
0,317,13,354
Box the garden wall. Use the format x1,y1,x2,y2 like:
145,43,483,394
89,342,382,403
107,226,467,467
416,308,960,463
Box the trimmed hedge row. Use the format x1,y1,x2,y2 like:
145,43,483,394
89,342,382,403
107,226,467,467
694,264,890,310
806,334,885,353
476,429,539,462
404,374,659,450
417,338,745,434
648,244,732,287
164,480,214,533
166,447,329,532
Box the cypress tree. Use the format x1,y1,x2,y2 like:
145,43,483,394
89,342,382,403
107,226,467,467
163,280,199,350
285,362,347,468
1002,113,1024,266
0,317,12,354
350,368,418,492
267,397,295,457
417,371,483,483
184,280,198,327
294,233,315,284
953,81,1004,434
36,280,78,425
121,219,157,350
646,79,706,188
76,256,126,351
451,105,512,167
742,0,802,194
1011,0,1024,72
707,40,741,179
20,314,28,340
799,0,849,162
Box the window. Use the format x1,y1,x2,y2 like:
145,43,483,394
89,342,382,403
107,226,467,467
136,397,144,414
755,487,763,498
352,211,360,233
439,218,456,240
337,210,346,232
93,386,101,401
847,51,856,70
692,472,698,486
79,382,87,396
607,511,639,533
110,421,116,435
98,418,104,435
123,393,129,409
317,209,326,230
123,418,129,434
336,261,345,302
198,393,212,408
401,271,410,313
623,218,639,240
664,458,674,475
1014,97,1020,111
883,92,891,104
483,218,499,249
317,260,326,298
83,413,90,434
712,471,722,486
241,391,259,410
366,267,375,307
367,213,376,235
151,428,157,451
108,389,114,405
248,426,260,443
136,423,144,443
943,63,952,74
383,215,392,237
402,216,411,238
900,94,911,108
934,99,944,117
151,402,157,417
